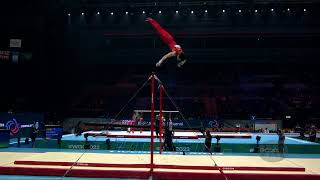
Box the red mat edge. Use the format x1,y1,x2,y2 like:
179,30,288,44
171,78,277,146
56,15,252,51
14,161,305,172
152,171,320,180
0,166,318,180
0,166,150,179
154,164,305,172
15,161,150,168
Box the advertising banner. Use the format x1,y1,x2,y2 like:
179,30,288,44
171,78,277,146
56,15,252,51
0,112,44,138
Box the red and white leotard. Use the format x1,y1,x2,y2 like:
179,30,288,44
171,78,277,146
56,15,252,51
146,18,182,55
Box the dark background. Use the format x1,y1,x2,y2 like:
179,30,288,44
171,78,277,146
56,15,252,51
0,0,320,128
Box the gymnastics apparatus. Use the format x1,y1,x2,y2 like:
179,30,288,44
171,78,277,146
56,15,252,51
0,18,318,180
0,73,316,180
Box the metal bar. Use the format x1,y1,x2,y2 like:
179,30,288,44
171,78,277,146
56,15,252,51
159,85,163,154
150,73,155,174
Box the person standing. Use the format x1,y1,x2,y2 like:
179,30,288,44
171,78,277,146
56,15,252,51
30,125,37,148
309,126,317,142
155,115,160,138
277,129,285,153
204,130,212,152
139,112,144,133
164,124,174,151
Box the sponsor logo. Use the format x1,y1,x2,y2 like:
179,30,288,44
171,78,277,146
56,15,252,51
139,121,151,126
4,118,39,135
172,122,183,127
76,163,89,166
176,146,190,152
259,141,287,162
222,167,235,170
6,118,19,135
68,144,100,150
20,124,33,128
260,147,279,153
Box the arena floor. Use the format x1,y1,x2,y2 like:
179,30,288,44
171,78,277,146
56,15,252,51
1,146,320,179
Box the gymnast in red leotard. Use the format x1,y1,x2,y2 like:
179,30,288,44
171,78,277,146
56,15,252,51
146,18,186,68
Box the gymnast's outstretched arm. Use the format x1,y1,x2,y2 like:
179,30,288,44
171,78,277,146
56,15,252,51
156,51,176,67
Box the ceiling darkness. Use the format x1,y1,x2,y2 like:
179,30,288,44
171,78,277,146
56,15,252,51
0,1,319,123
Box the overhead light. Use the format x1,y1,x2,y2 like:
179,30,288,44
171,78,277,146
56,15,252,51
304,9,306,12
159,10,161,14
143,11,145,14
191,11,194,14
222,9,225,13
97,12,100,15
81,12,84,15
176,10,179,14
271,8,274,12
239,10,241,13
255,9,258,13
205,10,208,13
110,12,114,15
287,8,290,11
68,13,70,16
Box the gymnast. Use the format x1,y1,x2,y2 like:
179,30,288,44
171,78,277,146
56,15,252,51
146,18,187,68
